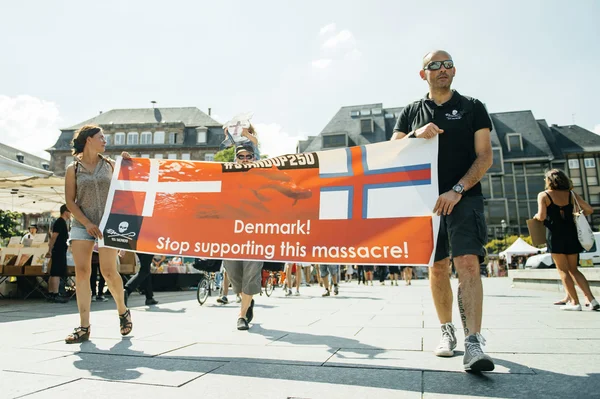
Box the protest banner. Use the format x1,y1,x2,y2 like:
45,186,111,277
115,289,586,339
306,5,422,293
99,137,440,265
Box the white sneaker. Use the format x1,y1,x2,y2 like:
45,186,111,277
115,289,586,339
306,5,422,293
560,303,582,311
463,333,495,372
434,323,457,357
294,291,300,296
235,294,242,303
590,299,599,311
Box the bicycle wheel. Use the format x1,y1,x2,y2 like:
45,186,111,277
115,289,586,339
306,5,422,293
197,277,210,305
265,275,275,297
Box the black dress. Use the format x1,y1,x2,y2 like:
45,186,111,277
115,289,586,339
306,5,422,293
544,191,583,255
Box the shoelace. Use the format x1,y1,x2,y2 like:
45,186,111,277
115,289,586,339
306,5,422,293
465,333,487,356
439,324,456,347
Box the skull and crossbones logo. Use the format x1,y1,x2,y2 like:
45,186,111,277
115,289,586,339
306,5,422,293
107,221,137,240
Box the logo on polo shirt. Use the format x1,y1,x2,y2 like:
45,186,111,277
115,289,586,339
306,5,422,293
446,109,462,120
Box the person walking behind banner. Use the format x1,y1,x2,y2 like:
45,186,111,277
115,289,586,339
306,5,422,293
124,253,159,307
533,169,599,311
403,266,414,286
320,265,339,296
356,265,365,285
222,144,263,330
392,50,495,372
45,204,71,303
285,262,301,296
388,266,400,286
364,265,374,286
64,125,132,343
377,266,388,285
345,265,354,283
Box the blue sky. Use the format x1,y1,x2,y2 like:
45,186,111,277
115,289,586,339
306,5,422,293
1,0,598,159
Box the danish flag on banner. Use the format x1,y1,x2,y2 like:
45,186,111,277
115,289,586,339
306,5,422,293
99,137,440,266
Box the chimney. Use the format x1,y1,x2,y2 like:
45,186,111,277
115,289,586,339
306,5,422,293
208,107,212,116
16,153,24,163
99,111,103,114
151,100,157,109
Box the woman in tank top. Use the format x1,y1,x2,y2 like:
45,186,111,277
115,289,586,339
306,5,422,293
64,125,133,343
533,169,599,311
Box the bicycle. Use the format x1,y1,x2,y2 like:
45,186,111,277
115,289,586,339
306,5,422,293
195,259,222,306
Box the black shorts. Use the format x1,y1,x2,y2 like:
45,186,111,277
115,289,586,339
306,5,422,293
434,195,487,263
50,248,67,277
363,265,374,272
388,266,400,274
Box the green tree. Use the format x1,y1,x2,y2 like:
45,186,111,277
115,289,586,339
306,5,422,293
0,210,23,240
485,234,537,254
214,147,235,162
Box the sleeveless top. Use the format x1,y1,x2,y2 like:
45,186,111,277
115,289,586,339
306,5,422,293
71,155,113,229
543,191,582,254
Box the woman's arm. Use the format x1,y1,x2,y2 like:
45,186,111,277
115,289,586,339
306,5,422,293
573,192,594,215
533,191,548,221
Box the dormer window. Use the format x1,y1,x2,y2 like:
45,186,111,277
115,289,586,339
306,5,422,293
350,110,360,117
360,119,374,134
506,133,523,151
322,133,348,149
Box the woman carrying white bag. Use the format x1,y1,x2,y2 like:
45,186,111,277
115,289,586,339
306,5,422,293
533,169,599,311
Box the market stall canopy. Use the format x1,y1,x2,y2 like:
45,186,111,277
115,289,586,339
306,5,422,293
0,155,65,213
499,237,542,263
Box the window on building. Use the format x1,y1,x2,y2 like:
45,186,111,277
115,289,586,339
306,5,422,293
126,132,138,145
154,154,163,159
491,176,503,198
350,110,360,117
360,109,370,116
506,133,523,151
168,153,177,159
384,112,395,119
571,177,582,186
590,194,600,205
480,176,491,198
105,135,112,146
527,175,545,196
524,163,547,175
114,132,125,145
504,177,515,199
372,108,383,115
181,153,191,160
141,154,150,158
503,162,512,174
168,132,177,144
518,203,529,225
568,159,580,169
489,148,503,174
513,163,524,175
154,131,165,144
204,153,215,162
487,200,507,225
515,176,527,198
507,200,518,225
140,131,152,145
587,176,598,186
584,158,596,169
322,133,347,149
197,130,207,144
360,119,373,134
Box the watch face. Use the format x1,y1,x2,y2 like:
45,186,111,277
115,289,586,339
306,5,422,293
453,184,463,193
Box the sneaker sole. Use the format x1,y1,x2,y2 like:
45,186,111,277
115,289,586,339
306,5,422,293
434,349,455,357
465,358,495,372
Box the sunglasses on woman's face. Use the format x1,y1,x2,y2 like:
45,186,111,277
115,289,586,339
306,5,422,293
237,154,254,160
423,60,454,71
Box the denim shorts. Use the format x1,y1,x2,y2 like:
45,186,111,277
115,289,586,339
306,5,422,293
319,264,339,277
69,226,96,242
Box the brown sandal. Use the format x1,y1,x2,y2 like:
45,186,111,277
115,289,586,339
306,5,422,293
119,309,133,336
65,326,90,344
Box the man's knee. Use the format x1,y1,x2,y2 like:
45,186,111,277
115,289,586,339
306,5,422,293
431,259,450,277
454,255,479,276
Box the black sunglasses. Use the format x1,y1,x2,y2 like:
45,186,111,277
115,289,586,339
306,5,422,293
424,60,454,71
237,154,254,160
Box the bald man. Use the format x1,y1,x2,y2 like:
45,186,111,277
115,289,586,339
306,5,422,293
392,50,495,372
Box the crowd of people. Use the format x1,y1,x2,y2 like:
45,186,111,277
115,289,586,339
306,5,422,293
27,49,596,376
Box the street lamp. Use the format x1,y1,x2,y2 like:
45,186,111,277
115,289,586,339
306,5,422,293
501,219,507,273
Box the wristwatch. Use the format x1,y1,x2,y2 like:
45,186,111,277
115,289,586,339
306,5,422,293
452,183,465,195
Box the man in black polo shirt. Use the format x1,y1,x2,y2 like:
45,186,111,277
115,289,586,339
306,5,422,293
46,204,71,303
392,50,495,372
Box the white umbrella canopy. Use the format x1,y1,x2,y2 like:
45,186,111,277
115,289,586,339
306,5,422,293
0,155,65,213
499,237,541,264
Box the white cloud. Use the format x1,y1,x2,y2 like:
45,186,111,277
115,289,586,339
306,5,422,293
322,30,354,48
311,59,332,69
254,123,307,158
0,95,62,160
595,124,600,134
344,48,362,61
319,23,336,36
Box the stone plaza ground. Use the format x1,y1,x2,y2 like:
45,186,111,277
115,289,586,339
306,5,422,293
0,278,598,398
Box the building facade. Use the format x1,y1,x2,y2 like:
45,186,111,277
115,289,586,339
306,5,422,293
47,107,224,176
297,103,600,236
